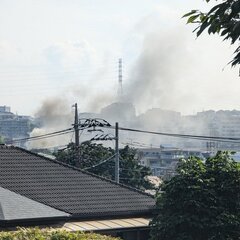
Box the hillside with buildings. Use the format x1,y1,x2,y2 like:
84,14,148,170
3,101,240,152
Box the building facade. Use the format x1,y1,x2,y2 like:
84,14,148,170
137,146,205,179
0,106,31,146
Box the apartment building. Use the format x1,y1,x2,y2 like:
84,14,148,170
0,106,31,146
137,146,205,179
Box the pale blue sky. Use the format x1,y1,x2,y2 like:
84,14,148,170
0,0,238,115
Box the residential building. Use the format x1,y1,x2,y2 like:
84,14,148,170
0,145,155,240
137,146,205,179
0,106,31,146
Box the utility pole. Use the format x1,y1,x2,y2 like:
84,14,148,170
115,122,119,183
73,103,79,147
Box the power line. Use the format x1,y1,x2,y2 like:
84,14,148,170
83,154,116,170
121,142,158,148
8,119,240,145
105,126,240,143
13,130,74,143
82,157,149,173
30,144,69,150
8,128,74,143
0,64,112,75
9,118,106,144
120,168,151,173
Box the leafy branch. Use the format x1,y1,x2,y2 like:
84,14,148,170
183,0,240,67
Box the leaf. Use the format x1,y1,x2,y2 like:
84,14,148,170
221,28,229,36
197,21,211,37
200,14,207,22
233,22,240,32
184,0,240,69
182,10,198,18
231,1,240,15
207,3,225,15
187,14,200,24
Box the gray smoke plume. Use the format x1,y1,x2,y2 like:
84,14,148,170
125,29,193,114
29,25,237,149
29,96,74,149
35,97,73,127
29,89,115,149
125,26,237,115
119,26,235,148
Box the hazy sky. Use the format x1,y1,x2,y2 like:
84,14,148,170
0,0,238,115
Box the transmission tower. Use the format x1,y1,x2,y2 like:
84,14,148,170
117,58,123,101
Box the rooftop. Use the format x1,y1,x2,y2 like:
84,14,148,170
0,145,155,220
0,187,68,221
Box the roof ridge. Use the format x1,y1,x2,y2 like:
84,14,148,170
13,146,154,199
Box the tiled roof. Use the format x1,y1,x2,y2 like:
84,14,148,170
0,187,69,221
0,145,155,219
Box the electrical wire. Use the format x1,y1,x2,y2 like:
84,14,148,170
0,61,118,74
9,128,74,143
83,154,116,170
104,126,240,143
124,139,160,148
9,120,240,146
31,144,69,150
9,122,98,144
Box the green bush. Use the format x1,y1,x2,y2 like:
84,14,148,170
0,227,121,240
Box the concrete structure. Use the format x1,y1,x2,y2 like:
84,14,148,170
0,106,10,113
0,106,31,146
194,110,240,151
137,146,205,179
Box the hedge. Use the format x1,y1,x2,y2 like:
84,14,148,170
0,227,121,240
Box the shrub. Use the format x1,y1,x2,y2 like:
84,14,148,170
0,227,121,240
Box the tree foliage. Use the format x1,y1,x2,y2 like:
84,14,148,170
184,0,240,67
0,227,120,240
150,152,240,240
54,142,153,190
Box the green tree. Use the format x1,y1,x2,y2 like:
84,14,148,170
54,142,153,190
184,0,240,67
150,152,240,240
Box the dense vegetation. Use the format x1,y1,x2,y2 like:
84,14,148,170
184,0,240,67
54,142,153,190
0,228,120,240
150,152,240,240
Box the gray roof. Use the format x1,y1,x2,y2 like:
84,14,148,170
0,187,69,221
0,145,155,219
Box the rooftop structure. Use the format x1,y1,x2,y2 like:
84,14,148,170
0,145,155,239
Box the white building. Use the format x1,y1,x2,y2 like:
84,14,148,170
137,146,205,179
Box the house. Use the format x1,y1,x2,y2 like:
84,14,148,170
0,145,156,240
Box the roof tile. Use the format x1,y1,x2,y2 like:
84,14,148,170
0,146,155,218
